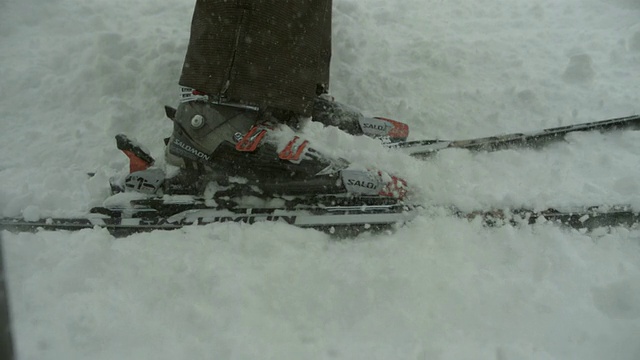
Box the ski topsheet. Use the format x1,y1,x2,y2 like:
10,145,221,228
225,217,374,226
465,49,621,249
1,202,638,237
462,205,640,230
389,114,640,157
0,202,419,237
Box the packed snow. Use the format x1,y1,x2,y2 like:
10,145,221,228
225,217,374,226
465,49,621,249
1,0,640,359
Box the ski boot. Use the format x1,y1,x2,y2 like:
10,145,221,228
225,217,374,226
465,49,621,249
111,88,410,205
161,96,408,201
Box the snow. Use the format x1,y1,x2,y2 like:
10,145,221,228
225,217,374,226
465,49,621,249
1,0,640,359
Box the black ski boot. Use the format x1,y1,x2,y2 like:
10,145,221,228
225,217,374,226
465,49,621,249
161,97,408,199
111,88,409,202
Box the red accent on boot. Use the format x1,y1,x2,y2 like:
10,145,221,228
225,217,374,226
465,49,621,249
378,173,409,200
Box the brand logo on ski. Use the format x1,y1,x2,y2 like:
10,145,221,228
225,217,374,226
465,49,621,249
133,214,299,226
172,138,212,161
196,215,298,225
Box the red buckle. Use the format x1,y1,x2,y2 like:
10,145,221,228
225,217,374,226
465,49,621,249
279,136,309,161
236,126,268,152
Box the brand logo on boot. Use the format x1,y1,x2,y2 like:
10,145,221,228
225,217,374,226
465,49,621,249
172,138,212,161
346,179,377,189
362,122,390,132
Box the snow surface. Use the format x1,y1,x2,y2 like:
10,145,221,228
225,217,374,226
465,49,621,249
1,0,640,359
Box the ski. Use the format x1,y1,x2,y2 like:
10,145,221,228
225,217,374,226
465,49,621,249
1,201,638,238
387,114,640,158
3,114,639,237
460,204,640,230
0,200,419,238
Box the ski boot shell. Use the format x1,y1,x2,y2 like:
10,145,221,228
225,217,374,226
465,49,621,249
112,99,409,200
